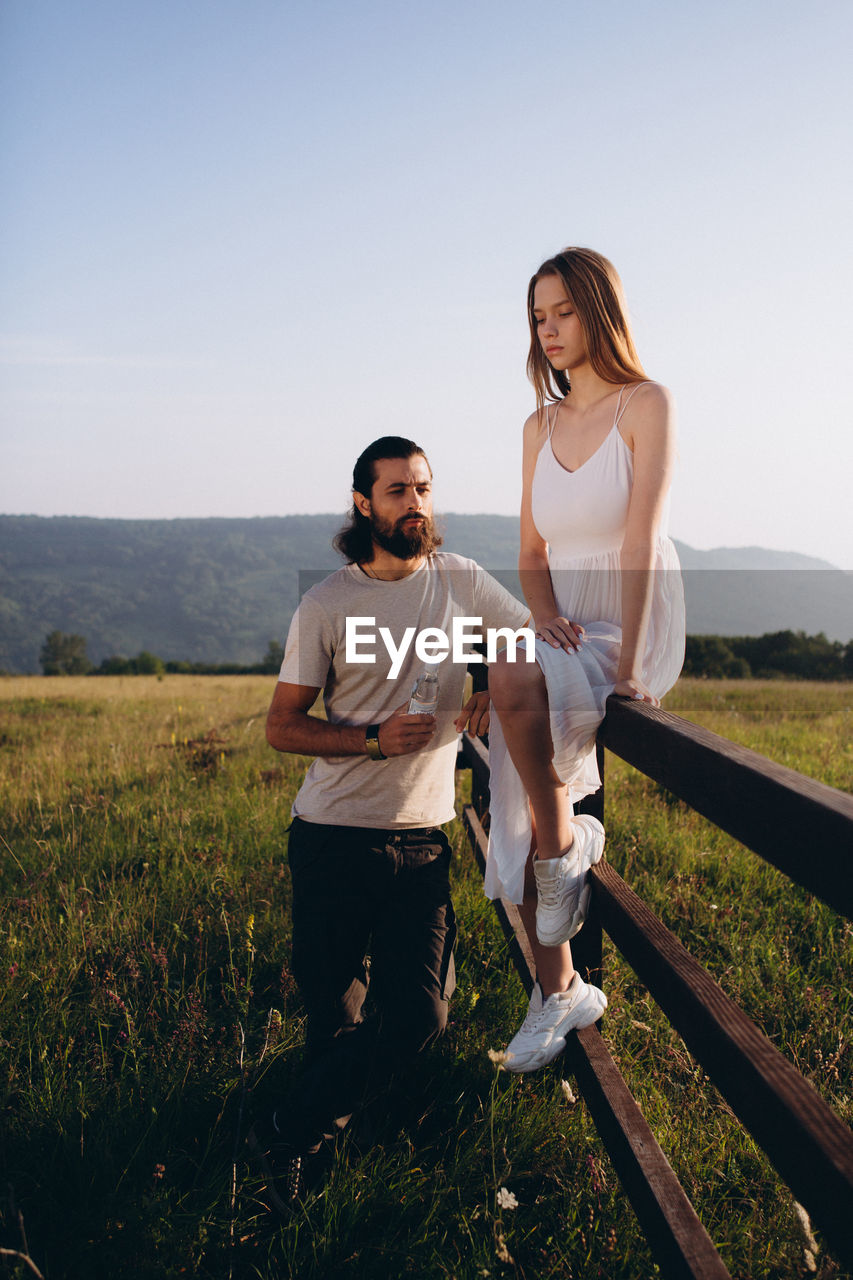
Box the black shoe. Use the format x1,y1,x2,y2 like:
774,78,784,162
246,1122,305,1216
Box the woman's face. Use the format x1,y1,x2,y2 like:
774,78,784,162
532,274,587,373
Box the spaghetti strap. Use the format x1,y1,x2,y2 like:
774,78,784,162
546,402,559,440
614,381,646,427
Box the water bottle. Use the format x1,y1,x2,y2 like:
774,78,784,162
408,668,439,715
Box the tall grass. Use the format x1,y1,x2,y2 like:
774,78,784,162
0,676,850,1279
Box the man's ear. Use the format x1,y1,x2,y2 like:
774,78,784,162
353,490,371,519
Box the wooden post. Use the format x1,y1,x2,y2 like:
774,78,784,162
572,738,605,986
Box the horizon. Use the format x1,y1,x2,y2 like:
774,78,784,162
0,510,845,572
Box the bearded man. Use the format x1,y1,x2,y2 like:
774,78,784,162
247,435,530,1214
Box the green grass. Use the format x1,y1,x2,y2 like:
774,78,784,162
0,676,850,1279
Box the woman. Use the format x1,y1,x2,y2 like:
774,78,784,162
487,247,684,1071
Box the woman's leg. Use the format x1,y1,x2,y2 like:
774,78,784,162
490,649,605,957
489,652,574,861
518,851,575,997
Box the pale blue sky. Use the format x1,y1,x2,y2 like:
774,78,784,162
3,0,852,566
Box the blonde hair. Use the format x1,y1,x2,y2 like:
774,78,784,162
527,247,647,414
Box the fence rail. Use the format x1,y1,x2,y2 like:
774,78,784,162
457,694,853,1278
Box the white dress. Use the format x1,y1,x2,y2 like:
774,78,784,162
484,384,685,904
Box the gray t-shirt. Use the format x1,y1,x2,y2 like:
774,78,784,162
279,552,530,828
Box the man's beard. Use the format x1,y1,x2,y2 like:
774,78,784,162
369,512,442,561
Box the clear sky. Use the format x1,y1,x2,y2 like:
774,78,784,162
2,0,852,567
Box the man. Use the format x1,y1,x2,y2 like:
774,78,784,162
247,436,530,1214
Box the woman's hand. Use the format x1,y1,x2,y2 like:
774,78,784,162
613,676,659,706
534,616,585,652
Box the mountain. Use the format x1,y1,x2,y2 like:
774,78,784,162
0,514,850,673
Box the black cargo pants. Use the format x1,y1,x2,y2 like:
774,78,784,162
275,816,456,1152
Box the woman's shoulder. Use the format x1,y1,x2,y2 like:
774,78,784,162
626,380,673,414
522,404,555,441
621,381,676,452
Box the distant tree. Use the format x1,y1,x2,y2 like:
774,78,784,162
683,636,751,679
95,655,133,675
134,650,165,675
40,631,92,675
732,630,845,680
260,640,285,674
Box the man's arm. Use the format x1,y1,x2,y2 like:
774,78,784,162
266,681,436,759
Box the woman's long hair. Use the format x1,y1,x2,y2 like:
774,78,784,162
526,247,647,415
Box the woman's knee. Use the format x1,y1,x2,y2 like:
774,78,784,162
489,650,545,715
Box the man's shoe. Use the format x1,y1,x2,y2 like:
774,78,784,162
246,1122,305,1216
533,815,605,946
503,973,607,1073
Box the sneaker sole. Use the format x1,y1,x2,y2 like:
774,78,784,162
502,985,608,1073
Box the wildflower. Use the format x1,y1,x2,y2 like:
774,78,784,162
469,990,480,1007
487,1048,508,1065
245,914,255,949
8,963,18,978
496,1186,518,1211
793,1202,819,1273
560,1079,576,1104
153,1163,165,1180
495,1232,514,1263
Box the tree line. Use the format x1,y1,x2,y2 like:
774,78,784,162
683,631,853,680
38,631,285,677
35,628,853,681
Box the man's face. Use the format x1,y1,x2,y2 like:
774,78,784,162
356,454,438,560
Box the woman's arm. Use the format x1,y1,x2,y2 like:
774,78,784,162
518,410,584,651
616,383,677,701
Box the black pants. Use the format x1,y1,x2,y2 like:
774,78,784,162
275,817,456,1152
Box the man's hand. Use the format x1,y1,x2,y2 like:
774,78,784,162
454,690,490,737
377,703,437,757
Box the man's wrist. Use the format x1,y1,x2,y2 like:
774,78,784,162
365,723,386,761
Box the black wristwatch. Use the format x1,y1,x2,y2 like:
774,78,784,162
365,724,386,761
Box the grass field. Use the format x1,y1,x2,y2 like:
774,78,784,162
0,675,850,1279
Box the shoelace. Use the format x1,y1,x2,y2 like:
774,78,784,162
538,864,580,909
518,1003,543,1034
524,997,571,1036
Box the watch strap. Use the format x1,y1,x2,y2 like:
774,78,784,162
365,723,386,761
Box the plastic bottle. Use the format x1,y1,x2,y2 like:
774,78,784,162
408,668,440,715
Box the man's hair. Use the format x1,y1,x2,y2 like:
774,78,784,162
333,436,435,564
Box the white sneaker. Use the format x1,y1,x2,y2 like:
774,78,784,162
503,974,607,1073
533,815,605,946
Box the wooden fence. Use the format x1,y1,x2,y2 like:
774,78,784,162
457,695,853,1279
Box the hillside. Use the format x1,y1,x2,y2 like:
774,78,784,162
0,514,850,672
